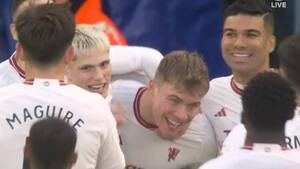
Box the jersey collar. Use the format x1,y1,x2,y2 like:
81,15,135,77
9,52,25,79
230,77,245,95
24,79,67,86
133,87,158,129
242,143,288,152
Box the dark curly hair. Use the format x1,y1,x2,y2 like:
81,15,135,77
242,72,296,131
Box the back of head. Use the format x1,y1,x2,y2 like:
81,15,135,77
15,4,75,68
12,0,52,22
242,72,296,131
72,24,110,60
29,118,77,169
154,50,209,96
224,0,274,33
278,34,300,92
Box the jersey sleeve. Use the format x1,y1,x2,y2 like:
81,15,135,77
110,45,163,79
96,104,125,169
221,124,246,154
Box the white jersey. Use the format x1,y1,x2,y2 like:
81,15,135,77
110,45,163,79
0,53,25,87
0,46,162,88
199,144,300,169
111,80,218,169
0,79,125,169
222,107,300,154
202,75,244,149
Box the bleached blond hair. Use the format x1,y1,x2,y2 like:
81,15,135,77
72,24,110,60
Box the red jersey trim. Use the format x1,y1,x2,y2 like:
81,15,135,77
242,144,288,151
133,87,158,129
9,54,25,79
24,79,67,85
230,77,243,95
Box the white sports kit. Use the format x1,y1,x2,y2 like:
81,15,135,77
0,79,125,169
202,75,244,149
111,80,218,169
0,52,24,87
222,107,300,153
199,143,300,169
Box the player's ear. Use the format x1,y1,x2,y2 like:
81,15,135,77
16,42,25,62
70,152,78,166
268,35,276,53
148,80,155,90
64,46,74,65
23,137,31,161
10,24,18,41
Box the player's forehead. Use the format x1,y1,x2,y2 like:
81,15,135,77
223,14,266,33
74,47,109,61
159,81,203,100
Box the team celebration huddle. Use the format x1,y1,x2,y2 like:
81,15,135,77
0,0,299,169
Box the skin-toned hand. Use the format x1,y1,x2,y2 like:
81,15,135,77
110,101,128,127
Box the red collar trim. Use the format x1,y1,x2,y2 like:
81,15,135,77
9,54,25,79
24,79,67,85
230,77,243,95
242,144,288,151
133,87,158,129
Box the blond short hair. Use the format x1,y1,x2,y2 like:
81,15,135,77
155,50,209,96
72,24,110,60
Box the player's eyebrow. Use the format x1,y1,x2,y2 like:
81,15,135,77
223,28,236,33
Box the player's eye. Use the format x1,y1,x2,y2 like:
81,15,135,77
100,60,110,69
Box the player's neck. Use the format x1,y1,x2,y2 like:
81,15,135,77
25,64,65,81
296,92,300,106
245,128,286,146
15,52,25,71
139,88,156,125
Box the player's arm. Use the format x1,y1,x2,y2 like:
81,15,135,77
96,101,125,169
190,114,218,166
110,45,163,79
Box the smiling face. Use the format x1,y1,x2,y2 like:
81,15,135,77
150,81,202,140
221,15,275,77
67,48,111,98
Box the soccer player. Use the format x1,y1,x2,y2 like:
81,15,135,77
201,0,276,149
199,72,300,169
0,0,163,88
67,24,162,125
111,50,218,169
67,24,163,101
0,4,124,169
222,34,300,154
23,118,77,169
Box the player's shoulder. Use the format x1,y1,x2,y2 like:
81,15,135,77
63,84,107,105
210,75,233,87
0,82,24,95
0,59,14,77
185,114,218,155
203,75,235,100
198,155,228,169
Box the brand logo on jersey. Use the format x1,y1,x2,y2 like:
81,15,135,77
168,147,180,162
285,135,300,149
223,129,231,136
214,108,226,117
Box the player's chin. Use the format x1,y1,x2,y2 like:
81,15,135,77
157,126,187,140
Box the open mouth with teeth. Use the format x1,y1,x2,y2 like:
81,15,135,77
165,117,184,129
88,83,107,94
232,53,252,62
